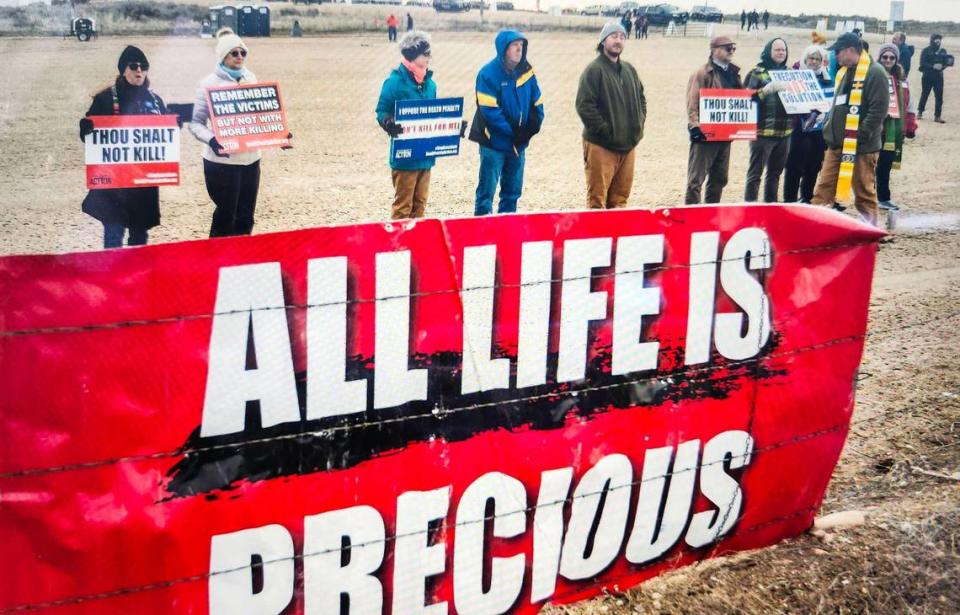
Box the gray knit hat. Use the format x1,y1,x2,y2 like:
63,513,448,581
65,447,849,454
599,21,626,45
878,42,900,61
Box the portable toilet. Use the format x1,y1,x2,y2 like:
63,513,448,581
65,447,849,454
238,6,259,36
257,6,271,36
208,6,222,30
219,5,239,33
200,18,215,38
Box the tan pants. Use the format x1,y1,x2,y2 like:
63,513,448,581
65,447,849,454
391,169,430,219
583,139,636,209
811,149,880,226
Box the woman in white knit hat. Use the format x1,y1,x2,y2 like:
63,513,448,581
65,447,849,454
189,28,290,237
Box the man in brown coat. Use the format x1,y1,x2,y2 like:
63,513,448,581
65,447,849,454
685,36,744,204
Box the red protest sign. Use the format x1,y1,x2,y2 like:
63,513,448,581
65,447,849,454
0,206,883,614
205,81,289,153
699,88,758,141
84,115,180,189
888,76,901,119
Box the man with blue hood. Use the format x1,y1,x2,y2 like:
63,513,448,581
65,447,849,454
469,30,545,216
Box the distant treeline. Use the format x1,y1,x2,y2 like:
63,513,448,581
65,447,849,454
742,12,960,38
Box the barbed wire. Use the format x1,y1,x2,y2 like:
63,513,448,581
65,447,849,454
0,238,882,339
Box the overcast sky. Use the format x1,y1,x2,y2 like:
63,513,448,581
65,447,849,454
526,1,960,22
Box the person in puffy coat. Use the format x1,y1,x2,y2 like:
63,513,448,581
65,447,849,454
375,30,441,220
190,28,291,238
468,29,544,216
79,45,172,248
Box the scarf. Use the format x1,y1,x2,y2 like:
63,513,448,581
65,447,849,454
883,74,906,168
401,58,426,85
219,63,245,81
834,50,872,202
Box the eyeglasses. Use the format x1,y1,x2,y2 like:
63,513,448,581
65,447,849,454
880,54,897,60
723,45,737,53
126,62,149,71
229,49,248,58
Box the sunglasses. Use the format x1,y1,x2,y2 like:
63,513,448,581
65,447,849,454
126,62,149,71
229,49,248,58
880,54,897,60
721,45,736,53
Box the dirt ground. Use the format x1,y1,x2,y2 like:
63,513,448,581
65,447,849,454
0,22,957,613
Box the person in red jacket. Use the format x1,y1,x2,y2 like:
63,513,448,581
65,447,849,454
386,14,398,42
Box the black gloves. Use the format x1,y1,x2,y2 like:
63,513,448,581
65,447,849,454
689,126,707,143
209,137,230,158
512,129,532,149
281,132,293,150
460,120,468,139
381,117,404,138
79,117,94,142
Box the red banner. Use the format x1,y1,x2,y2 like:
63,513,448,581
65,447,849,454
205,82,289,153
0,206,883,614
84,115,180,189
699,89,758,141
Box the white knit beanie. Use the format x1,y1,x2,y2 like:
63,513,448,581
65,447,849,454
599,21,626,44
215,28,247,61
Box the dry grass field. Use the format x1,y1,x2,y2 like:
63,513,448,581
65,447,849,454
0,19,958,613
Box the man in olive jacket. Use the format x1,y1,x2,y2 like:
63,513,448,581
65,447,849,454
575,21,647,209
811,33,889,226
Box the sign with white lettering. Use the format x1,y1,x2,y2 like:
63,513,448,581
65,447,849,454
205,81,289,153
391,97,463,163
698,88,758,140
84,115,180,189
0,207,885,613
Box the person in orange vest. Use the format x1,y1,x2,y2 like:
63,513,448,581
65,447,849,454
387,14,398,42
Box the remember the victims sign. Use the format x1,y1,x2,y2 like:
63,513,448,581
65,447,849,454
205,81,290,153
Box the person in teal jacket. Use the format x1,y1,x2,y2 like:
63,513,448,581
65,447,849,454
376,31,438,219
468,29,545,216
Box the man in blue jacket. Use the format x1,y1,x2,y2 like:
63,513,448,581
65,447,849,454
469,30,545,216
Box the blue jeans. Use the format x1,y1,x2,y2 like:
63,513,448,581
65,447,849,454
474,145,525,216
103,223,148,248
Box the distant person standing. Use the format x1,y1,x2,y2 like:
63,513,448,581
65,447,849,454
740,10,747,30
893,32,914,77
743,38,790,202
918,33,949,122
810,33,889,226
406,12,414,32
469,30,544,216
575,21,647,209
622,12,632,38
375,31,438,219
762,10,769,30
387,13,398,42
640,14,649,39
876,42,917,214
685,36,743,204
750,9,759,31
79,45,172,248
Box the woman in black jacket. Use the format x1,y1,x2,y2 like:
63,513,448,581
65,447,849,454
79,46,170,248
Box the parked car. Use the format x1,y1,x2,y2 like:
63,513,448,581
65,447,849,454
638,3,688,25
690,5,724,22
434,0,470,11
496,1,513,9
618,1,640,16
580,4,602,15
600,4,619,16
468,0,489,8
405,0,433,6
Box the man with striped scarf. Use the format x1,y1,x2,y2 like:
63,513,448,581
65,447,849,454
811,33,890,227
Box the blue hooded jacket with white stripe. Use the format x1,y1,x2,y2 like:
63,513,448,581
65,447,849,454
470,30,545,154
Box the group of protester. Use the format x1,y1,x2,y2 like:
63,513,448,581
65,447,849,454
741,9,770,31
619,10,649,40
80,22,950,248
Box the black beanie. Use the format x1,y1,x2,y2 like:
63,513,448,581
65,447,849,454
401,38,430,62
118,45,148,74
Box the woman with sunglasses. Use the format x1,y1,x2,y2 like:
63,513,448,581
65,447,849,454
783,45,831,203
79,46,171,248
190,28,278,237
876,43,917,215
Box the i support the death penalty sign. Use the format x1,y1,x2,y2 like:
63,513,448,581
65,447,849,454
698,89,758,141
0,206,884,614
391,97,464,163
206,81,290,153
84,115,180,189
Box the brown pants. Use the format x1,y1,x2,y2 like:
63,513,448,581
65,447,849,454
583,139,636,209
686,141,731,204
391,168,430,219
811,149,880,226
